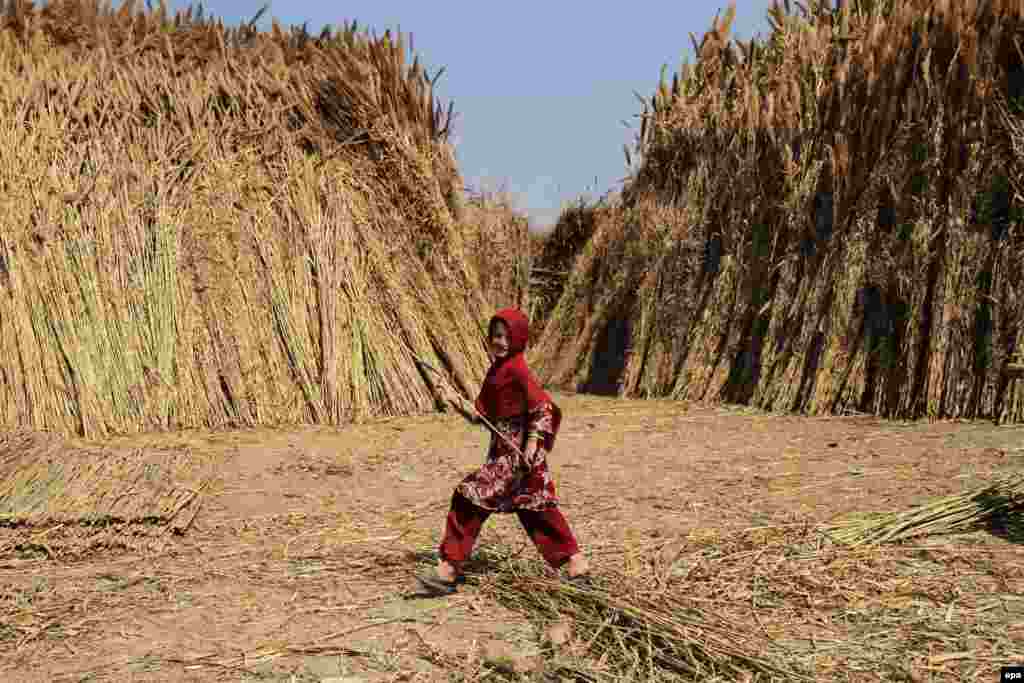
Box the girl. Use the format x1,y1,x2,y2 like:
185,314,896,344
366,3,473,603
417,307,592,595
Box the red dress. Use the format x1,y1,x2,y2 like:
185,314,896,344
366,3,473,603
438,308,579,570
456,401,560,512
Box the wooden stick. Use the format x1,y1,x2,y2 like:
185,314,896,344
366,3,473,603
414,358,527,458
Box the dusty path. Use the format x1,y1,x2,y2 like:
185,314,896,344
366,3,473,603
2,395,1023,681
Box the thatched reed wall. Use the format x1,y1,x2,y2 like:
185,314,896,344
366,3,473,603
533,0,1024,421
0,0,499,438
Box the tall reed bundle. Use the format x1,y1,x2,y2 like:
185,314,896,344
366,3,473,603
459,187,533,314
528,196,614,337
0,0,497,438
534,0,1024,422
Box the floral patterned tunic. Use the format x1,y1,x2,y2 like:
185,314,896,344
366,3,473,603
456,401,559,512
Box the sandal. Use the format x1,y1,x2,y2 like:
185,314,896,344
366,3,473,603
562,573,595,590
415,571,462,596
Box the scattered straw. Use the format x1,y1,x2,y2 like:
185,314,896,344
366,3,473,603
463,545,810,681
399,508,1023,681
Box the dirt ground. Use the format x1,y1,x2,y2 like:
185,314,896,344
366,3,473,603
2,394,1023,682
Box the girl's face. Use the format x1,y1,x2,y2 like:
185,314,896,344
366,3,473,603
489,320,510,359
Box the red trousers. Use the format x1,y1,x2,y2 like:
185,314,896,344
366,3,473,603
439,492,580,569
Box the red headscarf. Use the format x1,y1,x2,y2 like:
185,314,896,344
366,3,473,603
474,308,561,447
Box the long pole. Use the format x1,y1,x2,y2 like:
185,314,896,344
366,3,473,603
414,358,527,458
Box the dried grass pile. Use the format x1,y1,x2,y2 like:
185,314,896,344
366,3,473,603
528,197,615,339
452,545,810,682
421,523,1022,681
0,429,210,557
825,471,1024,546
533,0,1024,422
0,0,496,439
459,187,533,314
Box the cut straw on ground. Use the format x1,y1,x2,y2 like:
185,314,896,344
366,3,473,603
424,544,811,682
823,472,1024,546
0,429,211,557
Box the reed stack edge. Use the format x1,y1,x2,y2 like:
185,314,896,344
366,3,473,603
533,0,1024,423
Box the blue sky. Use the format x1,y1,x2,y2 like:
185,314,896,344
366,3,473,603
165,1,775,232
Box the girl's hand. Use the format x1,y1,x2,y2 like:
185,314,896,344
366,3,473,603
437,384,458,405
451,393,470,413
523,436,540,464
442,389,479,424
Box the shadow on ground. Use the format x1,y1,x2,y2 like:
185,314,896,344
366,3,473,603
979,490,1024,544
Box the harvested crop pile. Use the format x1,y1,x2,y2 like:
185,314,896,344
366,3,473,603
533,0,1024,421
528,197,614,339
480,558,808,681
825,471,1024,546
460,188,533,314
0,429,211,557
0,0,496,439
414,524,1023,681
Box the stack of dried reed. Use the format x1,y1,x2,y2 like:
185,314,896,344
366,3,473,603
824,472,1024,546
533,0,1024,422
0,0,497,438
528,196,613,338
0,429,210,556
459,187,533,314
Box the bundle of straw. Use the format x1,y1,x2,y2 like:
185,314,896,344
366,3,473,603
824,473,1024,546
469,547,809,682
0,429,207,530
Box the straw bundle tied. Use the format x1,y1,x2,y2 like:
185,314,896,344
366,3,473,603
529,197,612,335
452,546,810,682
824,472,1024,546
461,187,534,316
0,429,210,556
